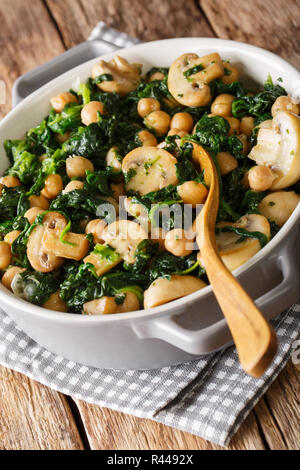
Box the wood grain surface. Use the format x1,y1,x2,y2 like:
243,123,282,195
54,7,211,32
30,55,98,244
199,0,300,67
0,0,299,450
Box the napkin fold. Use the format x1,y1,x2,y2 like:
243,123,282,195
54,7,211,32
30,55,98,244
0,22,299,447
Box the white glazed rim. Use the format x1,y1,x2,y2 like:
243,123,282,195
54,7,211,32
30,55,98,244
0,37,300,324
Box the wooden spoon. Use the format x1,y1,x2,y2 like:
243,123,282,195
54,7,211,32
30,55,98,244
191,142,277,377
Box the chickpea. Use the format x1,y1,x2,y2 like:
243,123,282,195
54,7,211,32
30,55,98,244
240,116,255,136
83,296,118,315
177,181,208,207
0,242,12,270
149,71,165,82
43,292,68,312
24,207,45,224
165,228,193,257
2,266,25,291
137,129,157,146
216,152,238,176
137,98,161,118
117,292,140,313
41,174,63,200
106,146,122,172
225,117,240,136
4,230,21,246
63,180,84,194
248,165,275,192
50,92,78,113
111,182,125,201
237,133,249,155
144,110,171,136
85,219,107,244
211,94,235,117
150,227,166,252
167,128,187,138
81,101,105,126
1,175,21,188
170,112,193,133
259,191,300,227
222,63,240,85
29,195,50,210
83,292,140,315
66,156,94,179
241,171,250,188
55,131,71,144
271,95,299,117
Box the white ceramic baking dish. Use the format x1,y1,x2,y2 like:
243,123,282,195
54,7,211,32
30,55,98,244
0,38,299,369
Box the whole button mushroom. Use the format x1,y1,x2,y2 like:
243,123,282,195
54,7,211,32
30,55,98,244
144,275,207,309
249,111,300,189
92,55,142,96
168,52,224,107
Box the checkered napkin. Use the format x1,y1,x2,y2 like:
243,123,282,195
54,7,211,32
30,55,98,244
0,23,299,447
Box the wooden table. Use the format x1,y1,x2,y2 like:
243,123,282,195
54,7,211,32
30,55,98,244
0,0,299,450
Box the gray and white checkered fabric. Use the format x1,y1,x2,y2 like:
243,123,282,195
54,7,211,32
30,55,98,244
0,306,299,446
0,23,299,447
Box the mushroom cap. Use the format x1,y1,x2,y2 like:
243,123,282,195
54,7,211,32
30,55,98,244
102,220,148,264
122,146,178,196
249,111,300,190
144,275,207,309
168,52,224,107
92,55,142,96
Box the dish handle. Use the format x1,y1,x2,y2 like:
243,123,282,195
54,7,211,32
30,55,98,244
134,242,300,356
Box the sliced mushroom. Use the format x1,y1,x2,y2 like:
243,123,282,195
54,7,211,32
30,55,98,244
122,147,178,196
84,244,122,276
198,214,271,272
42,230,89,261
258,191,300,227
27,225,64,272
101,220,148,263
124,197,150,232
249,111,300,189
106,146,122,173
168,53,224,107
144,275,207,309
91,55,142,96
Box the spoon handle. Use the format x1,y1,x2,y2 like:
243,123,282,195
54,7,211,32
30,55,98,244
193,143,277,377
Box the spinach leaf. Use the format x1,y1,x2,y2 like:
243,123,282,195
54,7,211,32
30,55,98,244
48,103,83,135
16,271,60,306
124,239,159,274
215,226,268,248
0,187,28,221
232,77,287,119
193,114,244,159
148,252,204,282
93,73,113,85
62,124,106,163
60,263,146,312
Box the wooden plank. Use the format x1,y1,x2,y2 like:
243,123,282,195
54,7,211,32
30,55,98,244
73,400,266,450
0,0,65,118
263,361,300,449
200,0,300,66
253,399,287,450
45,0,214,48
0,366,84,450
